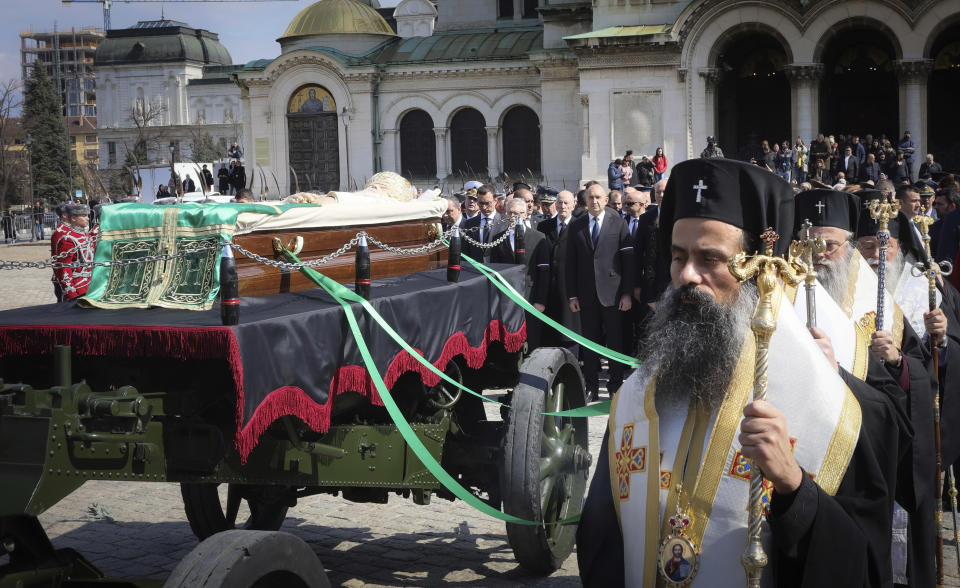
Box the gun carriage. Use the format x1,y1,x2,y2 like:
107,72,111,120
0,199,591,586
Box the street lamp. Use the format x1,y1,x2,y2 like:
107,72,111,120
24,136,35,242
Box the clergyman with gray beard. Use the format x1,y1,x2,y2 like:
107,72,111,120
795,186,939,588
578,157,897,588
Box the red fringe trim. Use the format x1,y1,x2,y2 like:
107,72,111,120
0,319,525,463
0,324,247,440
233,319,526,461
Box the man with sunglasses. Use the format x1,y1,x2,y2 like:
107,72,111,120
460,184,503,263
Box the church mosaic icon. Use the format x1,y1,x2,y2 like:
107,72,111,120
288,84,336,114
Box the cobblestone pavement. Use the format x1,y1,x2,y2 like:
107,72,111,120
0,241,57,311
2,242,960,586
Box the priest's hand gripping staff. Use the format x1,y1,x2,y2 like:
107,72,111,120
868,195,901,332
912,204,956,584
729,228,805,588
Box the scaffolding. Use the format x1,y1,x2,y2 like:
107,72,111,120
20,26,104,120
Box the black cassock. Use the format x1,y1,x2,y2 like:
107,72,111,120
577,382,903,587
890,322,937,588
935,280,960,468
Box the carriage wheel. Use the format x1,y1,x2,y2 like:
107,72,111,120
501,347,591,574
180,483,290,541
165,530,329,588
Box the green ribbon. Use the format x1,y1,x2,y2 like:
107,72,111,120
278,247,579,525
461,253,642,369
279,246,611,418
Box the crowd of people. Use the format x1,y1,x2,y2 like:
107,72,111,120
736,130,942,188
158,159,247,199
440,138,960,586
11,126,960,584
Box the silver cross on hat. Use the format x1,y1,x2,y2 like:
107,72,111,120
693,179,708,203
814,201,826,215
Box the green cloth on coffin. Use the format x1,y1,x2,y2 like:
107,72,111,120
79,202,306,310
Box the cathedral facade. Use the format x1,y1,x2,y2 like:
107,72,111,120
233,0,960,193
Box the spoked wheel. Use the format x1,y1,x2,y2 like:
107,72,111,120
180,483,291,541
426,361,463,410
165,530,330,588
501,347,591,574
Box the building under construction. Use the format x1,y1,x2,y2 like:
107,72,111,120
20,26,104,119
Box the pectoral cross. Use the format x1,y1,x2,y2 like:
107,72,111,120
693,179,708,203
814,201,825,215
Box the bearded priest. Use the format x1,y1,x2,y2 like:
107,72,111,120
577,159,893,587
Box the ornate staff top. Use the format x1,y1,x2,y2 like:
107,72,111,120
868,194,901,234
728,227,804,588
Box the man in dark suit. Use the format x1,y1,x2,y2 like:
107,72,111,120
841,145,859,183
566,184,635,400
932,189,960,259
492,198,550,349
622,189,654,355
538,190,579,349
441,194,464,233
460,185,503,262
860,153,881,184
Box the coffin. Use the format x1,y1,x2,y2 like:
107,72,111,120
232,199,447,297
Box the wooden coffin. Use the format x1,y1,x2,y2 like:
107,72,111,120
234,218,446,297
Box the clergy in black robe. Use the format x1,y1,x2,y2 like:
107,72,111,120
578,159,894,587
854,201,938,588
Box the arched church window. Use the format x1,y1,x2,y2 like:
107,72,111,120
450,108,487,176
134,87,145,118
501,106,541,176
399,109,436,178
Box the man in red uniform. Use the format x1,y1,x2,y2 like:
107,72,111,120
50,203,97,301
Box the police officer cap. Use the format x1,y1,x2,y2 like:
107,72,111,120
512,182,531,192
914,179,937,195
464,180,483,191
659,158,795,257
795,189,860,233
538,187,559,202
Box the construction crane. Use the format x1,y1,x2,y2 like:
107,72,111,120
62,0,297,31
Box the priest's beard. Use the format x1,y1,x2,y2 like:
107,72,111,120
817,244,856,304
866,248,905,287
640,282,758,411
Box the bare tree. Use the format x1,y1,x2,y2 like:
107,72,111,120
120,98,169,192
126,97,170,164
0,79,25,212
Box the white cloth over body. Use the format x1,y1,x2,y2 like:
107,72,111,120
610,282,861,587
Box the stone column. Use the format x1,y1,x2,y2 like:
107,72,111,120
380,129,398,173
895,59,933,180
434,127,449,180
784,63,824,144
697,68,723,140
486,126,501,179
